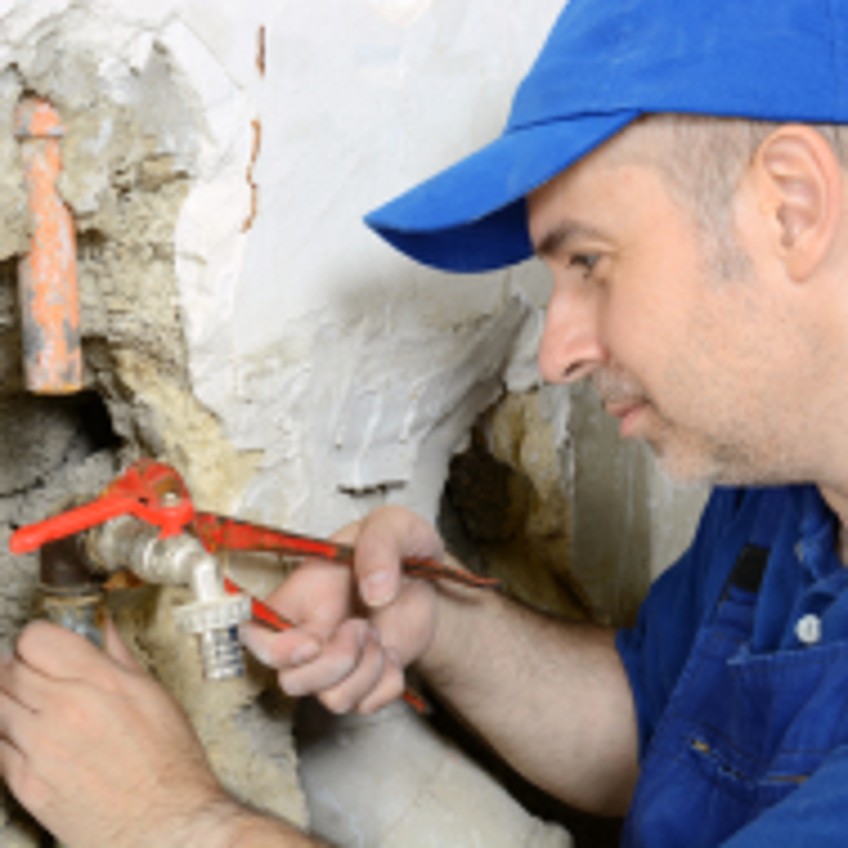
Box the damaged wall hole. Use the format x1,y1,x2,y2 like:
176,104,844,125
439,404,595,623
2,390,122,510
430,394,628,847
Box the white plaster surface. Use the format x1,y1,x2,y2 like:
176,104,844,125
165,0,566,535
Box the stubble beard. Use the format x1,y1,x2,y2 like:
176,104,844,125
593,370,771,488
646,407,787,488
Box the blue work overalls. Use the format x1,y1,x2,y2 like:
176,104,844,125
618,485,848,846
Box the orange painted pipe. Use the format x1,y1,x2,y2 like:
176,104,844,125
15,96,82,394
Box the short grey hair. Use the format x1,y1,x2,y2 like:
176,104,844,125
626,114,848,278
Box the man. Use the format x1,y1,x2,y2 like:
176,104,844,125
237,0,848,843
3,0,848,844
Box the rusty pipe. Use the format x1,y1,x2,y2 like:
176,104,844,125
15,96,82,394
39,536,105,647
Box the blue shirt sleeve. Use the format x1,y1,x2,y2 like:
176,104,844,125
616,487,755,756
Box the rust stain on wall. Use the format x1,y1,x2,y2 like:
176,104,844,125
257,25,266,77
242,117,261,233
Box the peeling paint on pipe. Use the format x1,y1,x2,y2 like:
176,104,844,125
15,96,82,395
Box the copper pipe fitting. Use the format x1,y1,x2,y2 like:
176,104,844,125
15,96,82,394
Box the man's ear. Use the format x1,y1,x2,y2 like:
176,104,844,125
753,125,843,281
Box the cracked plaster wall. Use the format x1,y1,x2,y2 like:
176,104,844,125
0,0,707,845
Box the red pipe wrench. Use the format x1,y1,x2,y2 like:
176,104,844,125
10,459,499,713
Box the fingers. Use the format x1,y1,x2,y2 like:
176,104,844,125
259,559,355,641
254,506,443,632
239,621,321,669
0,670,52,807
276,618,370,697
356,653,406,715
243,616,410,713
0,734,41,819
15,620,95,677
0,631,226,846
251,615,401,714
0,738,27,792
0,675,38,748
240,506,443,714
13,621,136,695
0,656,51,714
281,620,389,713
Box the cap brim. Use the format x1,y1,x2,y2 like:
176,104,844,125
365,110,640,273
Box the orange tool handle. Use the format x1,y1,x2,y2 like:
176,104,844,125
194,512,499,590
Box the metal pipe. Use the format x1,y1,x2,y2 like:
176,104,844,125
15,96,82,394
39,536,104,647
86,516,251,680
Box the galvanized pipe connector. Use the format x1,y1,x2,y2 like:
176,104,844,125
86,516,251,680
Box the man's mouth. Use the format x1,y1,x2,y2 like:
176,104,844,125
603,398,649,437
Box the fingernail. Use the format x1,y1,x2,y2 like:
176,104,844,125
239,628,272,667
291,642,320,665
282,677,303,697
361,571,394,606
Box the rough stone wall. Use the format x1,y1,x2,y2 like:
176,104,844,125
0,3,558,842
0,5,305,843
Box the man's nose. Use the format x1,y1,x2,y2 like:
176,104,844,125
537,277,606,384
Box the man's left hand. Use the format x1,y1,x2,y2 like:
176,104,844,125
0,618,230,847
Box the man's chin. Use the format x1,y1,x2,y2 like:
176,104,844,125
652,444,771,489
649,441,723,488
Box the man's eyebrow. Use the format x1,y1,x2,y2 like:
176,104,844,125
533,220,608,258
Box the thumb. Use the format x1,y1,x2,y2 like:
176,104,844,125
353,506,444,609
333,517,402,609
102,616,145,673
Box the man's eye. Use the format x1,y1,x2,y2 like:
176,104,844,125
568,253,600,276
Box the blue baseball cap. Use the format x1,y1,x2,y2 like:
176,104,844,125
365,0,848,273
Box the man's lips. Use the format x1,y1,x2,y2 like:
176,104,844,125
603,398,649,436
603,398,644,418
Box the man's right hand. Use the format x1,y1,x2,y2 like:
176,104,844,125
240,505,640,817
239,505,444,714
